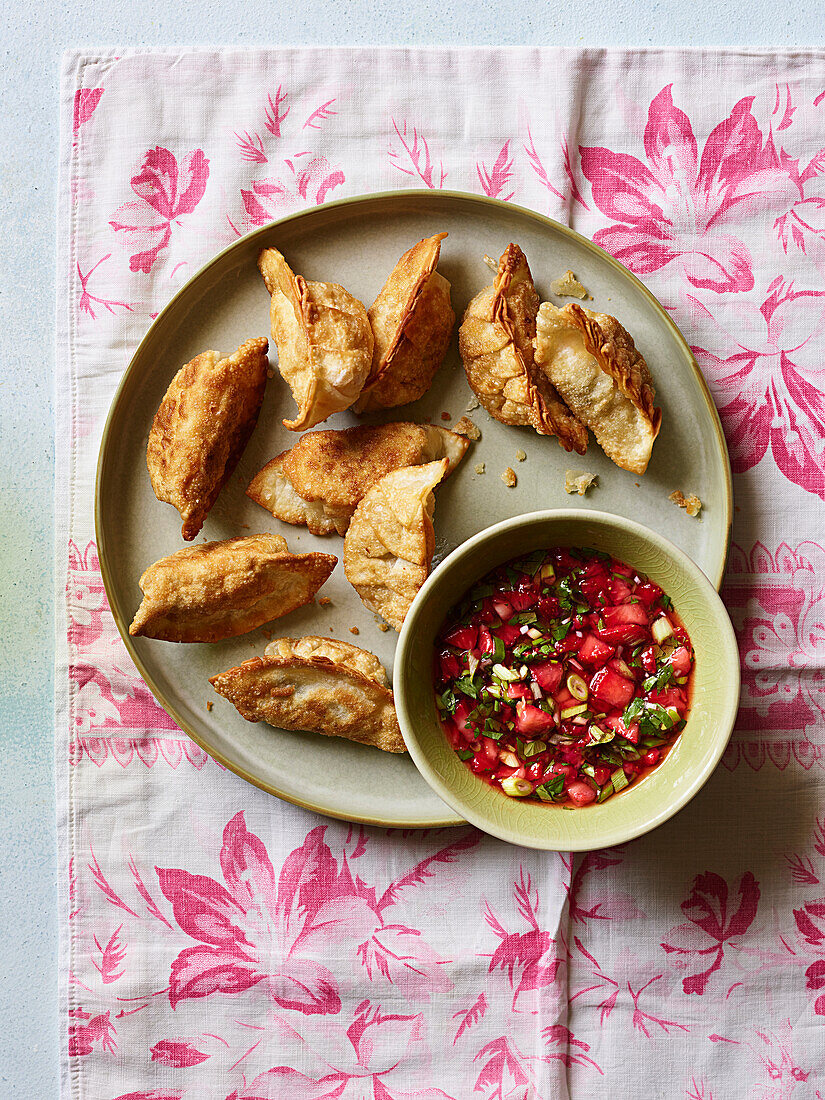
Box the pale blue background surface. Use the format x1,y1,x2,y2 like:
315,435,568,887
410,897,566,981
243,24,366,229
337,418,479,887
0,2,819,1094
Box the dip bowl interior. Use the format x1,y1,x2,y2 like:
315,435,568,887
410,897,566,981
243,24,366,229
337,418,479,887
395,510,739,850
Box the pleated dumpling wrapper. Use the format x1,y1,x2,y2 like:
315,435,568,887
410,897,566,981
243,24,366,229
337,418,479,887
534,302,661,474
344,458,448,631
246,422,469,536
147,337,269,540
353,234,455,413
459,245,588,454
129,534,336,643
258,247,373,431
209,636,404,753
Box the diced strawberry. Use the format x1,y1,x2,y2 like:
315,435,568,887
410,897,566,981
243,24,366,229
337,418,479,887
443,624,477,650
531,660,564,694
635,581,663,606
593,764,612,786
554,687,574,707
453,701,477,738
598,623,647,646
506,682,532,701
578,634,616,666
604,715,640,742
478,627,495,655
668,645,692,678
603,603,649,628
536,595,560,620
507,583,538,611
607,576,633,604
580,568,609,603
477,599,498,624
567,781,597,806
640,645,657,674
494,623,522,645
557,631,585,653
515,703,555,736
492,597,514,621
590,667,636,709
437,650,463,681
649,686,687,715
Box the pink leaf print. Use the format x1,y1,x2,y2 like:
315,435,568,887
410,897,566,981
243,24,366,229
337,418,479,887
88,850,140,919
110,1093,183,1100
127,855,173,926
389,118,447,189
452,992,487,1042
68,1008,117,1056
77,254,133,320
541,1025,603,1072
150,1038,211,1067
377,830,480,912
239,157,345,226
92,925,127,983
580,85,798,293
523,125,565,204
73,88,103,135
303,98,337,130
265,86,290,137
628,975,690,1036
786,853,820,885
235,130,268,164
661,871,760,994
109,147,209,273
477,141,515,201
806,959,825,1015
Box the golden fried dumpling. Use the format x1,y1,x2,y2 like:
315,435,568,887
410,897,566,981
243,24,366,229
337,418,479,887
353,234,455,412
343,459,448,631
147,338,269,540
128,534,336,642
246,422,469,536
458,245,588,454
534,302,661,474
258,247,373,431
209,640,404,753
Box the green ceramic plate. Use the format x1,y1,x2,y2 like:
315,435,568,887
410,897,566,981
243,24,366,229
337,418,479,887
395,510,740,850
96,190,732,828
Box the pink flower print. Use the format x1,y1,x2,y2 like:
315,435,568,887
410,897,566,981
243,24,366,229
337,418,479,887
230,1002,456,1100
661,871,760,993
691,279,825,500
156,814,379,1013
580,86,797,293
68,1007,116,1056
109,147,209,274
150,1038,211,1067
239,155,345,228
484,871,561,1012
74,680,122,736
746,1022,811,1099
775,145,825,260
73,88,102,136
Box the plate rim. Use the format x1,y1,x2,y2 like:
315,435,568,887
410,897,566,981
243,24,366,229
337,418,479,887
94,188,733,828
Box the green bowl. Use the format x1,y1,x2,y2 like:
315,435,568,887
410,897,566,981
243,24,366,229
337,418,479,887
395,510,739,850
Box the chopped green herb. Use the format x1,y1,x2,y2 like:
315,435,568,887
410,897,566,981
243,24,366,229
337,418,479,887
454,676,480,699
523,740,547,758
456,749,474,761
642,664,674,693
535,774,566,802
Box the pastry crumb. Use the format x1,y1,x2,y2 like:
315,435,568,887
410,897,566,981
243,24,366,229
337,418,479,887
378,622,390,632
551,270,588,299
565,469,598,496
483,254,497,272
475,462,486,475
501,467,517,488
453,416,481,441
440,411,452,421
319,596,332,606
515,449,526,462
670,490,703,518
349,626,360,635
465,396,480,412
206,701,213,712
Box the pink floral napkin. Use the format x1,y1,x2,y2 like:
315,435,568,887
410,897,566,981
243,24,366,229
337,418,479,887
58,49,825,1099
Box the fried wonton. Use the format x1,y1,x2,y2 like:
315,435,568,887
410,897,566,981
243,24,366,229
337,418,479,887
258,247,373,431
147,337,269,540
209,641,404,753
343,458,448,631
534,302,661,474
354,234,455,412
459,245,588,454
246,422,469,536
129,534,336,642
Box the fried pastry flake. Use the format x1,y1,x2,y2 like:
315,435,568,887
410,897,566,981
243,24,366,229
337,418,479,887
458,244,588,454
246,422,469,536
258,247,373,431
147,337,269,540
209,640,404,752
354,233,455,413
129,534,336,642
534,302,662,474
343,458,448,631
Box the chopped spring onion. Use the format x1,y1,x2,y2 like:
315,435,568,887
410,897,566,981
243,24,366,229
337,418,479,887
652,616,674,644
589,724,614,744
566,672,589,701
492,663,520,682
560,702,588,720
611,768,629,792
501,775,533,797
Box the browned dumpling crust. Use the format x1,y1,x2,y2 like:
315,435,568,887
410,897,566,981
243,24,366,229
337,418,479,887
354,234,455,413
246,422,469,536
534,302,661,474
128,534,336,643
459,245,588,454
147,338,269,540
258,248,373,431
343,459,448,631
209,642,405,753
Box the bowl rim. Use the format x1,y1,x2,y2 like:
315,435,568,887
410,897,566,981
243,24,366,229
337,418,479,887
395,508,740,850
